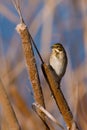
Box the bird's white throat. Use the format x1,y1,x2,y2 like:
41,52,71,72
49,55,64,76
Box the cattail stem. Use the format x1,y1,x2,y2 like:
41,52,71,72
42,63,79,130
16,22,50,130
16,22,45,109
12,1,50,129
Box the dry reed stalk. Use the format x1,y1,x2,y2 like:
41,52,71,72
16,23,43,104
16,23,50,129
12,1,50,129
16,22,46,118
16,19,50,130
42,63,79,130
0,79,20,130
32,102,65,130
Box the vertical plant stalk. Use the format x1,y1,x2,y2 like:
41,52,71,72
0,79,20,130
42,63,79,130
16,22,45,116
12,1,50,129
16,23,51,130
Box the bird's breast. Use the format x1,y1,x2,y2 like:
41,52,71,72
49,55,64,76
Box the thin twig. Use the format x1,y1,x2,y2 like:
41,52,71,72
11,0,23,23
29,33,44,64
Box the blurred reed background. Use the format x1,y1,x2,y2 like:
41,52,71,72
0,0,87,129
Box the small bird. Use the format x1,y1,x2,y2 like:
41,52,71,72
49,43,68,83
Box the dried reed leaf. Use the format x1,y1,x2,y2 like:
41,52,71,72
32,102,65,130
